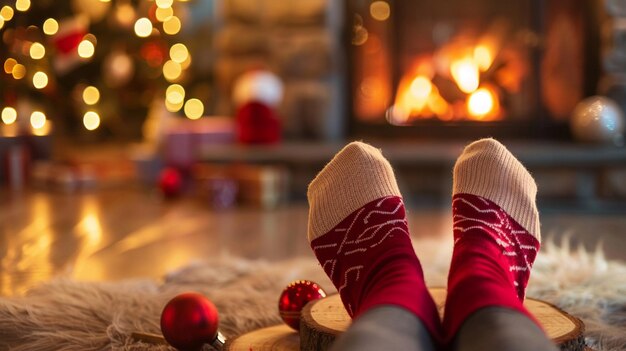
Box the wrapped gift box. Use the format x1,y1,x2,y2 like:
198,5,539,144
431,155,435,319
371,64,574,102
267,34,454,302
163,117,235,169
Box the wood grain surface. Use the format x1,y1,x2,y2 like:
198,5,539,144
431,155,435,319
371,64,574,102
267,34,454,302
300,290,585,351
226,288,585,351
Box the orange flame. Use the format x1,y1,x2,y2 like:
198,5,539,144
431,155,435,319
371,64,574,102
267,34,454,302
467,86,501,121
390,72,452,124
473,45,494,72
451,57,479,94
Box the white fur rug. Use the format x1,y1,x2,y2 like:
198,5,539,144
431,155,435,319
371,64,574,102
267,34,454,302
0,238,624,351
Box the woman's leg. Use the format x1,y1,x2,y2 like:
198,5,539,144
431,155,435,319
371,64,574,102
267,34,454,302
453,307,556,351
307,142,442,350
444,139,556,350
331,306,436,351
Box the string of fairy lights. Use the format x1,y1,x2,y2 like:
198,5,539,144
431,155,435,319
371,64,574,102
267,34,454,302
0,0,205,136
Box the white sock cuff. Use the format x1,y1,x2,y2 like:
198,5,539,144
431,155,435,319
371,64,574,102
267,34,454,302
307,142,401,242
453,138,541,241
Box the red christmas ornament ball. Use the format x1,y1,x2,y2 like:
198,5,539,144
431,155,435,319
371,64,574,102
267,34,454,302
160,292,219,351
235,101,281,144
158,167,183,198
278,280,327,330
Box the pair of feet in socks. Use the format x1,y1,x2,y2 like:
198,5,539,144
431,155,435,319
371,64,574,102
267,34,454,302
307,139,542,345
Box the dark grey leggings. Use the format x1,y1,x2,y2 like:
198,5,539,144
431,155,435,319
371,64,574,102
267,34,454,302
330,306,558,351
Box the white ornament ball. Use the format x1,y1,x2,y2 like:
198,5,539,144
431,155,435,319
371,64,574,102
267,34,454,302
232,70,284,108
570,96,625,144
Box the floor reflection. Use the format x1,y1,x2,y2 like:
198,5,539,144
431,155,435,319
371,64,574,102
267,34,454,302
0,188,624,296
1,193,50,295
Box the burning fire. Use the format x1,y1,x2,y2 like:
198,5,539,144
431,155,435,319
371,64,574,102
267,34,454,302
389,21,518,124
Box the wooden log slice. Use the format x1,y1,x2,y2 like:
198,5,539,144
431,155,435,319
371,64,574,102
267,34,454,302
301,288,585,351
225,288,585,351
225,324,300,351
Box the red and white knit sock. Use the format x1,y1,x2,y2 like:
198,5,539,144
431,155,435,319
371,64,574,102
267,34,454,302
308,142,442,341
444,138,542,340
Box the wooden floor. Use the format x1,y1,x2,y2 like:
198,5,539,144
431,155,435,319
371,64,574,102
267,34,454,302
0,187,624,296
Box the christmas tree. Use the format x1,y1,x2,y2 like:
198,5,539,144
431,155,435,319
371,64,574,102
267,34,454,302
0,0,214,142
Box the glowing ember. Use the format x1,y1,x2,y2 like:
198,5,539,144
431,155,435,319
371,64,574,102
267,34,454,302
451,57,479,94
468,87,500,121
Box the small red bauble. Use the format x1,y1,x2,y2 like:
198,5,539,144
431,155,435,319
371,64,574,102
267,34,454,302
158,167,183,198
160,292,219,351
278,280,327,330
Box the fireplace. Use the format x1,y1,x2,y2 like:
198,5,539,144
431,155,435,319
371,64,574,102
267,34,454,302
347,0,601,139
